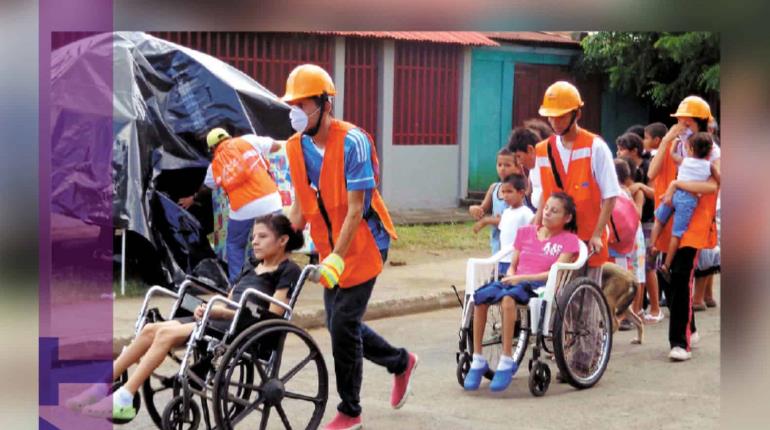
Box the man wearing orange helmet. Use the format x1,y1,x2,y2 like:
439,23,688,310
647,95,720,361
282,64,417,430
533,81,620,273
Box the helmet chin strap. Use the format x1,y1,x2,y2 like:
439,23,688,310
305,92,328,137
552,110,578,136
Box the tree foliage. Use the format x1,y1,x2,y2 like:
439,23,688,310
578,32,719,109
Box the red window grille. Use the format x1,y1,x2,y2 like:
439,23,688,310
150,32,333,97
344,38,380,140
393,42,460,145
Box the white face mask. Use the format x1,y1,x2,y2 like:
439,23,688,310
678,126,693,143
289,105,320,133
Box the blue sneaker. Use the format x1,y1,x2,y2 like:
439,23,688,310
489,362,518,392
463,362,489,391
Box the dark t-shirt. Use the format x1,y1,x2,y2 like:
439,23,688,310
231,256,302,312
636,156,655,223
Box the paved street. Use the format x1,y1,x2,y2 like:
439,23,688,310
109,289,720,430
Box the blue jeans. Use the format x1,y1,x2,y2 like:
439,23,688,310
655,189,698,238
226,217,254,283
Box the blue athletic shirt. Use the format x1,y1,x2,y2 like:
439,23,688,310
300,128,391,250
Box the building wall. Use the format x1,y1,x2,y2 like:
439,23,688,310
378,41,469,210
382,146,462,209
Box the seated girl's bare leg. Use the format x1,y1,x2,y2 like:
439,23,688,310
113,320,180,379
500,296,518,357
472,304,490,354
122,322,195,394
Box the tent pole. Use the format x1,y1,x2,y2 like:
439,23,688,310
121,229,126,296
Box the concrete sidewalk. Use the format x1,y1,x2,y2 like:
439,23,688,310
105,253,475,356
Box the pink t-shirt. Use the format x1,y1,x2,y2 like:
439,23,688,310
513,225,581,276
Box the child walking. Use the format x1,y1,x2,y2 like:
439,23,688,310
497,174,535,274
465,193,580,392
469,148,522,253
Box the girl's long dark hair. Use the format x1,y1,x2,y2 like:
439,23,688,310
254,213,304,252
548,192,578,233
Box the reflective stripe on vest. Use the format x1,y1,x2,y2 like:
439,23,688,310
212,137,278,211
286,119,398,288
535,130,608,267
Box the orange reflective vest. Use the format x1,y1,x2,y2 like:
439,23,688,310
211,137,278,211
535,130,608,267
652,140,718,250
286,119,398,288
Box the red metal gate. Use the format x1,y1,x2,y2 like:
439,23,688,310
393,42,460,145
344,38,380,139
151,32,334,97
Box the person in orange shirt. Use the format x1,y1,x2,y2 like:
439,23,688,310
532,81,620,279
282,64,417,430
647,95,720,361
199,128,284,283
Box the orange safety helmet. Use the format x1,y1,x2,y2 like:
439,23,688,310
671,95,712,120
538,81,584,117
281,64,336,103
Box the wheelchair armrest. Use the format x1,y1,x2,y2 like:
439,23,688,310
135,285,179,335
184,274,229,296
466,248,513,266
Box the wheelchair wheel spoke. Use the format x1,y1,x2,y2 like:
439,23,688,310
252,358,269,382
259,404,272,430
285,390,323,405
227,378,263,393
280,351,316,384
275,403,293,430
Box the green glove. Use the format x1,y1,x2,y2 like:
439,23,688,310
318,253,345,289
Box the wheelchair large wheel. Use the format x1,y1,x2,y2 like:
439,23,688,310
552,276,613,389
212,320,328,430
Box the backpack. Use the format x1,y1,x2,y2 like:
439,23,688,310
607,194,640,254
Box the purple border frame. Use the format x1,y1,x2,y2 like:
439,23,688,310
39,1,113,429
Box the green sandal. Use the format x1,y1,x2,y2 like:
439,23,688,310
81,396,136,421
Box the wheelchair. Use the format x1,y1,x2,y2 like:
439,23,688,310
113,264,328,430
454,241,613,396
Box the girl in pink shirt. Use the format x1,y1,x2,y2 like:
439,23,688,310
464,192,581,392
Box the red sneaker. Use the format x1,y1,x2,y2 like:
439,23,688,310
322,412,362,430
390,352,419,409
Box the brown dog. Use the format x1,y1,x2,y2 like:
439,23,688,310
600,262,644,344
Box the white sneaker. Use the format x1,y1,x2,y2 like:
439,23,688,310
690,331,700,347
669,346,692,361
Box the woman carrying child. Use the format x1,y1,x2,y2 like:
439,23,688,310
647,96,719,361
67,213,304,420
464,192,580,392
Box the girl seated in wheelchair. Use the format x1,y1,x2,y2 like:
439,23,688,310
464,192,580,392
67,213,304,420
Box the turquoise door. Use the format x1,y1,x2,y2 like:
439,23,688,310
468,48,577,193
468,54,513,192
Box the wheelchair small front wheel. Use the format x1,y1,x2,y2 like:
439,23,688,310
456,352,471,387
528,361,551,397
161,395,201,430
